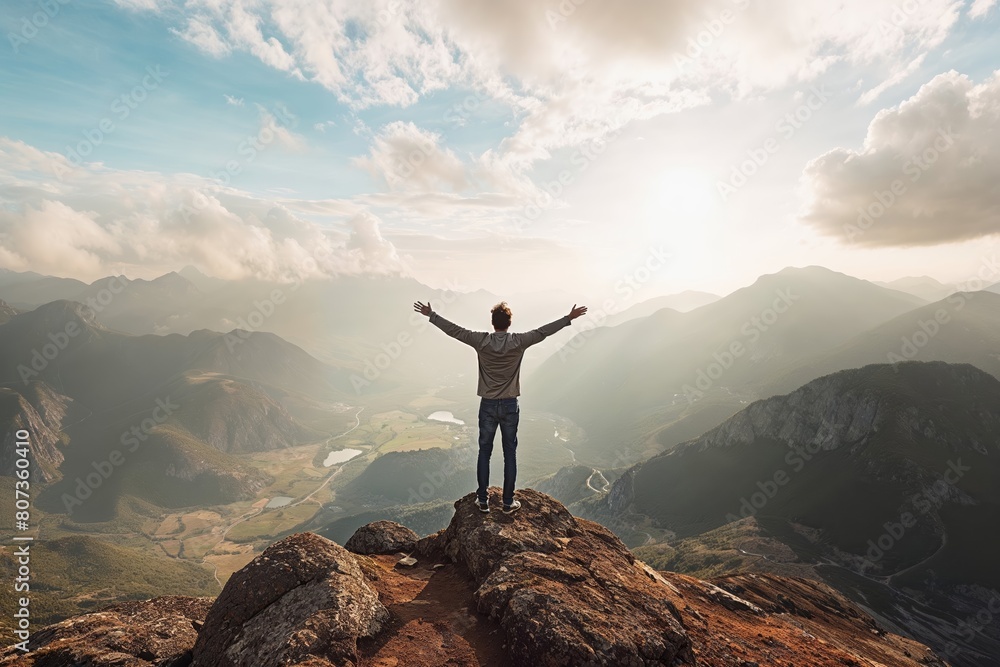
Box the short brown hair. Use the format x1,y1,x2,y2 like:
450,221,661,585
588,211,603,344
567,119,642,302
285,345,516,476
491,301,512,330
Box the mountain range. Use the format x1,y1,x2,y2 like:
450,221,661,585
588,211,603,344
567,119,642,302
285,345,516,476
578,361,1000,665
2,265,999,665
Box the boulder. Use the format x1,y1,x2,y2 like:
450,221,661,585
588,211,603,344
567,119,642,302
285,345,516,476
0,596,211,666
191,532,388,667
344,520,418,555
426,487,696,666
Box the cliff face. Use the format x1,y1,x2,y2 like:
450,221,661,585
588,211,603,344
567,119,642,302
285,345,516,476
0,299,17,324
588,361,1000,666
689,361,1000,457
0,384,70,483
171,377,318,454
0,489,946,667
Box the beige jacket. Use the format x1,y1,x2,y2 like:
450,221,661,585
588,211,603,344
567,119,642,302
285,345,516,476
429,311,572,398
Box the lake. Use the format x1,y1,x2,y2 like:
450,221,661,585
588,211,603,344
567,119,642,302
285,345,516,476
323,448,363,467
266,496,293,508
428,411,464,425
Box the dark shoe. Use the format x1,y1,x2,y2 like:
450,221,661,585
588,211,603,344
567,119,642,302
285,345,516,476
502,499,521,515
478,500,490,513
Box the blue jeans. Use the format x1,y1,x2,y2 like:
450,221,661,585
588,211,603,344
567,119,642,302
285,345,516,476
477,397,519,506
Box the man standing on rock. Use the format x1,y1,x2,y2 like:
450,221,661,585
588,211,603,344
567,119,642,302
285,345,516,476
413,300,587,514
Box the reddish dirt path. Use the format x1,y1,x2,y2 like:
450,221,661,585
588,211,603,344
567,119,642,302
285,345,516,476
358,554,507,667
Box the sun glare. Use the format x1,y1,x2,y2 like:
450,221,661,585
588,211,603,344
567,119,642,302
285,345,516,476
650,168,716,220
643,168,716,249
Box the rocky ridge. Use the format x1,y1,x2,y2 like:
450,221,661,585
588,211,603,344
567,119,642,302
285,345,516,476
0,489,947,666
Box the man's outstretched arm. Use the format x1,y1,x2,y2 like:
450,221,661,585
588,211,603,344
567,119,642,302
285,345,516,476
413,300,488,348
516,304,588,348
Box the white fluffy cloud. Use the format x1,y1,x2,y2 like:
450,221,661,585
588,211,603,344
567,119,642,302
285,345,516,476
256,104,307,152
353,121,468,192
969,0,997,18
171,17,232,57
0,138,405,281
157,0,968,169
799,70,1000,247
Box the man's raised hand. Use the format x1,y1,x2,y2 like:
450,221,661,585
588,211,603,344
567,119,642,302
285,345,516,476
568,304,588,320
413,300,433,317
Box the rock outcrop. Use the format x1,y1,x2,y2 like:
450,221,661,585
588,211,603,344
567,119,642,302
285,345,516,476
0,596,211,666
0,385,68,483
190,532,388,667
0,299,17,325
425,488,695,665
0,489,950,667
344,520,418,555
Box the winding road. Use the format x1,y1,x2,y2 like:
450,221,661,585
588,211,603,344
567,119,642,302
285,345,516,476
586,469,610,494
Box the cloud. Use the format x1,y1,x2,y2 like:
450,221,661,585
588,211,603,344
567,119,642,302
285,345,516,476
346,211,401,270
0,201,122,277
112,0,166,10
353,121,469,192
224,94,244,106
0,137,405,281
386,230,583,293
133,0,967,174
799,70,1000,247
172,17,231,57
350,120,554,221
969,0,997,18
256,104,307,152
856,53,927,106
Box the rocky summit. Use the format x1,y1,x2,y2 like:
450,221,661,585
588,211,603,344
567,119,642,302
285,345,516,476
0,489,947,666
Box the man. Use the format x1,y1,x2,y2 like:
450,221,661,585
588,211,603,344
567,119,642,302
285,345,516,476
413,300,587,514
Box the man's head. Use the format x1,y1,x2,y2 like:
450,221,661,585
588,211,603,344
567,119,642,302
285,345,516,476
491,301,512,331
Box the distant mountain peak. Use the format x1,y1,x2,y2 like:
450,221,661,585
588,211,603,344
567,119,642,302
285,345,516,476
24,299,106,331
149,271,200,293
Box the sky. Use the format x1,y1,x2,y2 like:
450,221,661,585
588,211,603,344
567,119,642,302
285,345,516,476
1,0,1000,299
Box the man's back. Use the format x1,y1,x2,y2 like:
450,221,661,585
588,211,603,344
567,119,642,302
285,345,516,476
428,312,571,398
